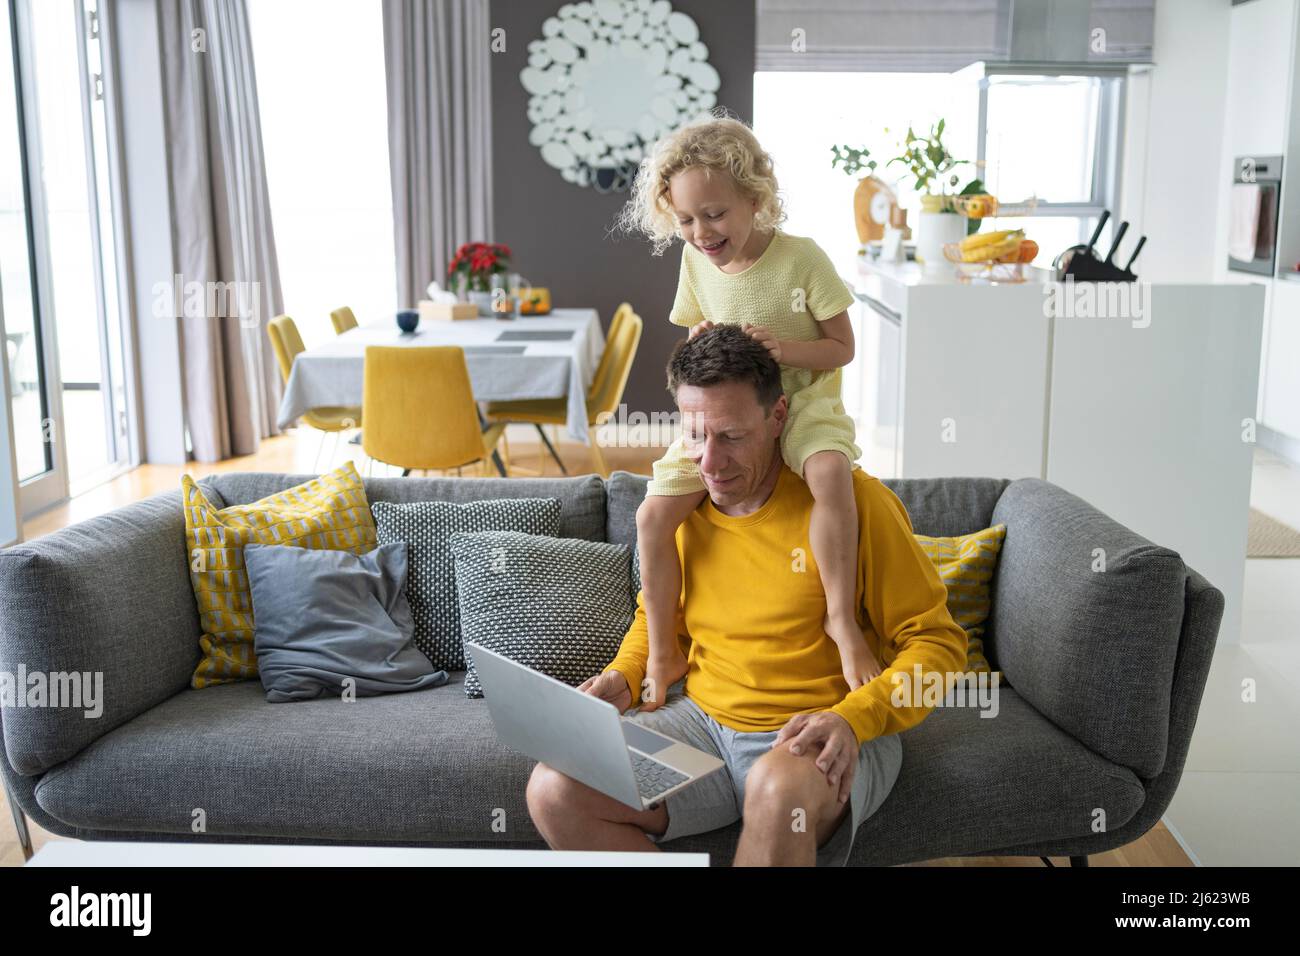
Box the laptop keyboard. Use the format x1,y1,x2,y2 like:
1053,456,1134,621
631,750,690,800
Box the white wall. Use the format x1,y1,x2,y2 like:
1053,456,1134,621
1120,0,1232,283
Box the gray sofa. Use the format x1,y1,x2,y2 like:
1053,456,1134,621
0,470,1222,866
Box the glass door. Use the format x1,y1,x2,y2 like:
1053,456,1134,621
0,0,133,519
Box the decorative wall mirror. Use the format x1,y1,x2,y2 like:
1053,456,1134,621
520,0,719,192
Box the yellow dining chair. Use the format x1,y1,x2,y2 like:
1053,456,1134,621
330,306,358,335
267,314,362,472
493,304,635,476
362,346,508,477
484,309,643,477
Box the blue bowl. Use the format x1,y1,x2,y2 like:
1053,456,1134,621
396,309,419,333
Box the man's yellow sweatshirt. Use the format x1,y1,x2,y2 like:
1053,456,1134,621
604,462,968,745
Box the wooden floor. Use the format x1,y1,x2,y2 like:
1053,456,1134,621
2,427,1191,866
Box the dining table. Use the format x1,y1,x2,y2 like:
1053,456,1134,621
275,308,606,445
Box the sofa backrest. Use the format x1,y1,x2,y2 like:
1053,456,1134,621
203,472,608,542
604,470,1010,547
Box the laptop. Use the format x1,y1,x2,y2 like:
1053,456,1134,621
468,643,725,811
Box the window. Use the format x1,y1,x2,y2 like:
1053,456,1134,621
1,0,132,511
248,0,395,349
980,70,1125,263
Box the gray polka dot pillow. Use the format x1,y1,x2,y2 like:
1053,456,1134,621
448,530,635,697
371,499,562,671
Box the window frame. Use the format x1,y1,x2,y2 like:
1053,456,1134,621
976,63,1126,242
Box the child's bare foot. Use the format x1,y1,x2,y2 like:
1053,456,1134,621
825,612,882,690
640,647,689,711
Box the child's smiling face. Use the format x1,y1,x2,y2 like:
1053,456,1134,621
668,166,759,269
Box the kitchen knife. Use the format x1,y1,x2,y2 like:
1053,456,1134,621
1086,210,1110,255
1124,235,1147,271
1104,221,1130,266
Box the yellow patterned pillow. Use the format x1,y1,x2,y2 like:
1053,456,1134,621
183,461,377,689
914,524,1007,676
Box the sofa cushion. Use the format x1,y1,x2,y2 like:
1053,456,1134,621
449,530,635,697
990,478,1186,779
245,542,448,702
0,489,202,776
204,472,607,544
30,679,1145,861
32,681,542,842
914,524,1006,674
184,461,378,689
372,498,562,670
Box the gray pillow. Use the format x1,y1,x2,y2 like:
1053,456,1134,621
245,542,449,703
372,498,563,671
448,530,635,697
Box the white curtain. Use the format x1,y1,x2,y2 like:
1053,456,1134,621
382,0,494,308
158,0,284,461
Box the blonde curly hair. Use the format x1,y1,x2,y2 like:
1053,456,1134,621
614,108,786,257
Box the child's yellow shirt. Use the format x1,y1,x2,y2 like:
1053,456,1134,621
649,228,861,495
605,463,968,744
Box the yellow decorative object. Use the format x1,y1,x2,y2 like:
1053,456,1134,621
913,524,1007,675
518,287,551,314
184,461,378,689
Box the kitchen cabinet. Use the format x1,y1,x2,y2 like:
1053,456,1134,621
854,258,1264,644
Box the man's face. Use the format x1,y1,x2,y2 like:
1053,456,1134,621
676,380,786,508
667,166,757,270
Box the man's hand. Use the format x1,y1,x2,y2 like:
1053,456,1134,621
577,670,633,713
770,711,860,805
688,320,715,340
742,323,783,363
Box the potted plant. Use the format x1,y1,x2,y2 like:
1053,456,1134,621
885,120,972,270
448,242,511,316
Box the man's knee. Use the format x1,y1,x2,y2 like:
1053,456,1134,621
743,749,842,836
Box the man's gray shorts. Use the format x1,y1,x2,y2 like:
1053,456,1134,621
624,680,902,866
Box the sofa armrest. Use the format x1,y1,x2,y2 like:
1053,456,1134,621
0,490,200,776
989,479,1196,779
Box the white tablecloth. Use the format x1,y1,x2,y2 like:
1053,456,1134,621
275,309,605,444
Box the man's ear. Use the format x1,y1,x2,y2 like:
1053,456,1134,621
769,394,788,434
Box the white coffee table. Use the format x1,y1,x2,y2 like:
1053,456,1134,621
26,841,709,867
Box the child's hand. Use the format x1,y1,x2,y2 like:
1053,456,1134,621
688,320,715,340
742,323,782,363
640,648,689,712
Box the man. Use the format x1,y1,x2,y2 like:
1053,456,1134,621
526,324,967,866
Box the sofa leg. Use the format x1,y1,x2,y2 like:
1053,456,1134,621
1070,855,1089,867
4,777,32,862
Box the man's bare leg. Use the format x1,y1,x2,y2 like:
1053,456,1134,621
527,762,669,851
732,746,852,866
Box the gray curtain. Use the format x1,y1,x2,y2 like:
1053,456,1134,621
159,0,283,461
382,0,494,308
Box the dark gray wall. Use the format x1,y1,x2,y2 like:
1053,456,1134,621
489,0,756,416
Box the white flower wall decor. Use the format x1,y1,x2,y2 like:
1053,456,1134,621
520,0,720,192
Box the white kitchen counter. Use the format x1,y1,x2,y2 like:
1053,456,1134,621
849,257,1264,645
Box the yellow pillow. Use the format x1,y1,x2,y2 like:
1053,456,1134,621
914,524,1006,675
183,461,377,689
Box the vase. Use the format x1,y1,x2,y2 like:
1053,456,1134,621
914,196,968,273
467,290,493,317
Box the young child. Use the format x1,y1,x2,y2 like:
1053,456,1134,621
616,111,883,711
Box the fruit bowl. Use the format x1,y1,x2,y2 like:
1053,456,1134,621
942,243,1028,284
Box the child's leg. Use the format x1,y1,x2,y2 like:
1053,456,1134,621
635,490,707,710
802,451,881,689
